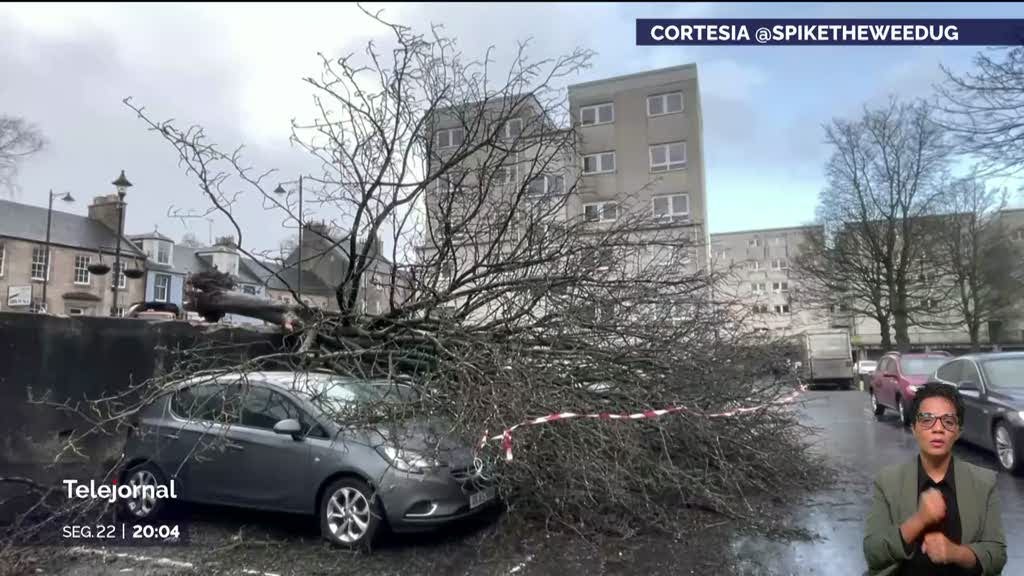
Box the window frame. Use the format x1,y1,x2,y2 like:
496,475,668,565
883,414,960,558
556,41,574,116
503,118,523,139
582,151,616,175
0,243,5,277
773,304,791,314
111,262,126,289
154,273,171,302
652,193,690,220
241,284,258,296
435,127,465,150
771,258,788,270
156,241,171,265
67,307,85,316
31,247,50,281
647,92,684,117
73,255,92,285
772,281,789,293
579,102,614,127
649,142,687,172
583,201,619,223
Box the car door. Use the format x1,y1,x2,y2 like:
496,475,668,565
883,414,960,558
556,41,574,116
217,383,314,513
166,379,239,502
876,357,896,407
958,360,988,447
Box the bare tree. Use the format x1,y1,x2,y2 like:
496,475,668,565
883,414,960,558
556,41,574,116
794,98,951,350
0,115,45,194
929,174,1024,349
938,47,1024,176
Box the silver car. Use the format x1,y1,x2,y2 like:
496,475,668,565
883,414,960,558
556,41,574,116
118,371,497,549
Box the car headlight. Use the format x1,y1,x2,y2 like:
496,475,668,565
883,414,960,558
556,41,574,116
376,446,440,474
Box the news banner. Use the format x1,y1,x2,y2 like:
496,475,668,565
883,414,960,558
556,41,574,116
636,19,1024,45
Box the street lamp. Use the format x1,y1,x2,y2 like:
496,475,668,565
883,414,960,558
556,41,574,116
41,190,75,311
274,176,303,303
110,170,132,317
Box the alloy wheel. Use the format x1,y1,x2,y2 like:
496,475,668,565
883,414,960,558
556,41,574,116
126,469,158,518
996,425,1015,471
326,486,372,543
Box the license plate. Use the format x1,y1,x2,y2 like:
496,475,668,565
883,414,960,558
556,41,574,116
469,487,496,509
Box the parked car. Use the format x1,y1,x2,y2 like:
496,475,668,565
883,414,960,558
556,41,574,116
930,352,1024,474
869,351,952,426
118,371,497,549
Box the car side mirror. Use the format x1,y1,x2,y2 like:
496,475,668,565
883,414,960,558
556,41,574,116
273,418,303,439
958,381,979,392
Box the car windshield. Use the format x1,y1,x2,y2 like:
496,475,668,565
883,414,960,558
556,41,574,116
899,357,948,376
981,358,1024,391
297,375,418,415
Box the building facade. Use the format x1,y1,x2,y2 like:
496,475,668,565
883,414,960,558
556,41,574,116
0,197,146,316
129,230,186,308
710,225,830,337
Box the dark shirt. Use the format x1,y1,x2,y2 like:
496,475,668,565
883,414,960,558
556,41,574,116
901,456,981,576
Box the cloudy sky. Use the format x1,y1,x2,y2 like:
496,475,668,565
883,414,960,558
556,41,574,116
2,2,1020,255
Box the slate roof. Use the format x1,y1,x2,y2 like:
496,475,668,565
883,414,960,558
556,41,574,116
254,260,334,294
169,245,264,286
0,199,145,257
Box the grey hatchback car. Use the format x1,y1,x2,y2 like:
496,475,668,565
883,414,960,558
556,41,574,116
118,371,497,548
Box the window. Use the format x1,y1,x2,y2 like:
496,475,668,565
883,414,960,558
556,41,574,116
527,174,565,197
772,281,789,293
647,92,684,117
242,285,257,295
580,103,614,126
115,307,125,318
435,127,464,149
753,304,769,314
31,247,50,281
583,152,616,174
748,238,762,248
111,262,126,289
1013,229,1024,241
652,194,689,220
0,243,5,277
73,256,91,285
749,261,761,271
773,236,785,245
171,383,232,423
154,274,171,302
67,307,84,316
773,304,791,314
751,282,766,294
503,118,522,139
936,360,962,384
771,259,788,270
583,202,618,223
649,142,686,172
157,241,171,264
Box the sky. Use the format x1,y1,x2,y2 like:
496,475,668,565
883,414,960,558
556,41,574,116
2,2,1021,256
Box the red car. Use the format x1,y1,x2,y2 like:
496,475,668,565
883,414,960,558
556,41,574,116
869,351,952,426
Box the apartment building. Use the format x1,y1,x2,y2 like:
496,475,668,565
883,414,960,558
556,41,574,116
0,196,146,316
710,225,830,337
568,63,710,270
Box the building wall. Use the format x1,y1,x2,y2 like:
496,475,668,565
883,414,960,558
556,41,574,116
568,64,709,270
710,225,830,338
0,237,145,316
143,270,185,306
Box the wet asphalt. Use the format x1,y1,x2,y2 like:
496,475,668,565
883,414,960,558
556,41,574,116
21,389,1024,575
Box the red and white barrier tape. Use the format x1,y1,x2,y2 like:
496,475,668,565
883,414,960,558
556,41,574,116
478,386,805,462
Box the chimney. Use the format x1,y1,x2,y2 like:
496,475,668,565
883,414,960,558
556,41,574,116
88,194,124,233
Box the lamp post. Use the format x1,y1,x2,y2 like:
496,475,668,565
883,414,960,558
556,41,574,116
41,190,75,312
274,176,303,303
110,170,132,316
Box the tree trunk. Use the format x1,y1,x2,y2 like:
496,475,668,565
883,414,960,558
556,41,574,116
878,315,893,350
892,286,910,350
968,321,981,352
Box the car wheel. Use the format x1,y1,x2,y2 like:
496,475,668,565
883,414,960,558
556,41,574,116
870,390,884,416
994,423,1021,475
119,462,167,521
897,397,910,427
319,478,383,550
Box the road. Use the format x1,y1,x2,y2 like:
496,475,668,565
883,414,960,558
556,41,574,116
731,388,1024,575
22,389,1024,575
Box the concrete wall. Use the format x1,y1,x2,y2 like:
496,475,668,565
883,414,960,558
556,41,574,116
0,312,280,512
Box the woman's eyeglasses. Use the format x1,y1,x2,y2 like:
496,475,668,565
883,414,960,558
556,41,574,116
916,412,959,432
